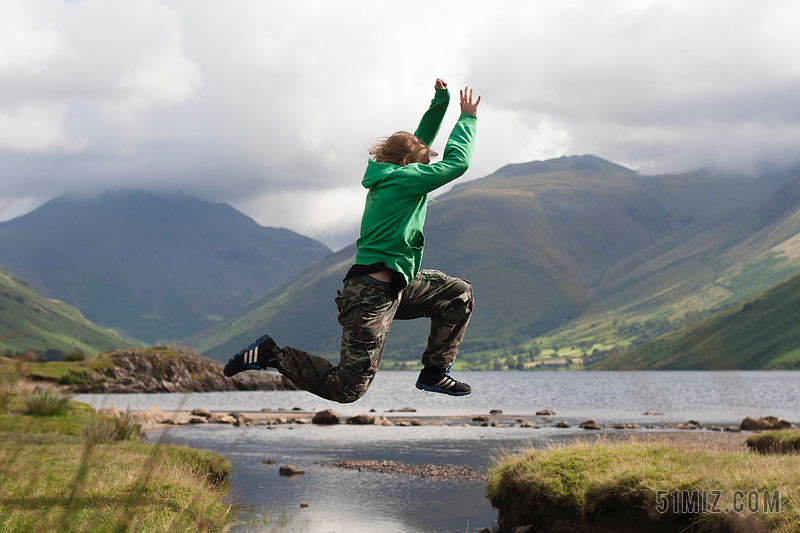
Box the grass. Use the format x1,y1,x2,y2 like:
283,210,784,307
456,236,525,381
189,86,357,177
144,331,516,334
0,433,231,532
487,436,800,532
25,388,71,416
594,272,800,370
0,381,232,533
747,430,800,455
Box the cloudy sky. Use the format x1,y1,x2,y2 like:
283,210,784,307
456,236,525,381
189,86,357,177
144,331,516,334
2,1,800,249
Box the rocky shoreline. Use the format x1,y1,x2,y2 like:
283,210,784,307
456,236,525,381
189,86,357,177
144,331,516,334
61,345,296,393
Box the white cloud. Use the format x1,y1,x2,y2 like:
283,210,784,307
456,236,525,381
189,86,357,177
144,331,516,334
0,0,67,75
235,186,366,250
2,0,800,246
0,104,86,153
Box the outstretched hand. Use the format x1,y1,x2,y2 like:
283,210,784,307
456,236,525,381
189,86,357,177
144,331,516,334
435,78,447,90
460,86,481,116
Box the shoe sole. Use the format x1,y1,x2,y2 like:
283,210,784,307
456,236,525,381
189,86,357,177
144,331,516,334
415,380,471,396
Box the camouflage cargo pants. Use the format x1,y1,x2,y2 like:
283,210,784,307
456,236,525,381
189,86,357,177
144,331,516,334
274,269,474,403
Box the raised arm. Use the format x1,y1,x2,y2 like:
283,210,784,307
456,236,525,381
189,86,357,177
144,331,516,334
413,78,450,147
400,86,481,195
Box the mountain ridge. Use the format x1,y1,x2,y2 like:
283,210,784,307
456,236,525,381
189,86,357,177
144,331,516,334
0,190,332,343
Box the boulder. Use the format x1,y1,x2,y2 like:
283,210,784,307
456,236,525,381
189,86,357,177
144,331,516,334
709,426,722,431
134,406,165,424
725,426,742,432
278,464,305,476
490,409,503,415
389,407,416,413
374,416,394,426
536,409,555,416
191,408,212,418
209,414,236,424
188,416,208,424
98,407,121,419
684,420,702,430
230,412,251,427
520,421,539,428
346,414,375,425
472,416,489,422
579,419,601,430
555,421,570,428
740,416,792,431
312,409,340,425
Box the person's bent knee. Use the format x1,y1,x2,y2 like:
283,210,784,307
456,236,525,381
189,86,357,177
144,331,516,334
330,368,374,403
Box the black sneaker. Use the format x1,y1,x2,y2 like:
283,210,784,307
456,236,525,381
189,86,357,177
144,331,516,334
223,334,280,377
415,367,471,396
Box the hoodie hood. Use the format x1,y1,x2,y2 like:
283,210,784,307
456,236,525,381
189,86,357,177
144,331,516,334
362,159,399,189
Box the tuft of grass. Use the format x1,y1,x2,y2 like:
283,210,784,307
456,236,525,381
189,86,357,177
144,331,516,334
25,388,71,417
0,366,19,414
487,437,800,532
82,409,142,444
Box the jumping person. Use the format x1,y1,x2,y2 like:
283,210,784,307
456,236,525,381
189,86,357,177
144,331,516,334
224,78,480,403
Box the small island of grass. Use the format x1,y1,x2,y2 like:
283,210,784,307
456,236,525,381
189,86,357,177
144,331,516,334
487,435,799,533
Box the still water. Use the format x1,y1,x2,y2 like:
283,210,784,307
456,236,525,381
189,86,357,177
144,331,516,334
74,371,800,533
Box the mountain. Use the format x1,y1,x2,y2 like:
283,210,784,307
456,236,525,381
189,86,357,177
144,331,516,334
592,272,800,369
187,155,786,362
0,191,331,343
0,265,130,355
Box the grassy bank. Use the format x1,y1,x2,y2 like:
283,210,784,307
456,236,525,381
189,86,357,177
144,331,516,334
747,429,800,455
0,378,231,532
487,436,799,533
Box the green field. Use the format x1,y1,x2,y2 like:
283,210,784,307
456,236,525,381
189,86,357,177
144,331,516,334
0,266,136,356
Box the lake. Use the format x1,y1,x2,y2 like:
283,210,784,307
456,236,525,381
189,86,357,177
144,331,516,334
74,371,800,532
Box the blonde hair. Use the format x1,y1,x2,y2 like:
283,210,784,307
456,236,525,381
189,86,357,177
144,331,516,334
368,131,438,166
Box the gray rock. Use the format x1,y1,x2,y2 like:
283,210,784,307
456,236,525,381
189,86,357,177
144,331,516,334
741,416,792,431
191,408,212,418
98,407,121,419
134,406,164,424
725,426,742,432
490,409,503,415
579,419,601,430
312,409,340,425
536,408,555,415
346,414,375,425
279,465,305,476
555,421,571,428
685,420,702,430
188,416,208,424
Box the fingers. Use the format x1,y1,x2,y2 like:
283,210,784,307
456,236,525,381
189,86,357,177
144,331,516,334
459,86,480,104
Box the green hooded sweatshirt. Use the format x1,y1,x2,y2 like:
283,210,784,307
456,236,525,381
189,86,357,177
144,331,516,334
353,88,478,285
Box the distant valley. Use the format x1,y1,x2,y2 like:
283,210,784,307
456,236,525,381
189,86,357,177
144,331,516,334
186,155,800,367
3,156,800,371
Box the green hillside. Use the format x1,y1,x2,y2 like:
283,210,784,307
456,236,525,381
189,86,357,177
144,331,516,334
187,155,783,363
592,272,800,369
0,266,133,356
0,190,331,344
